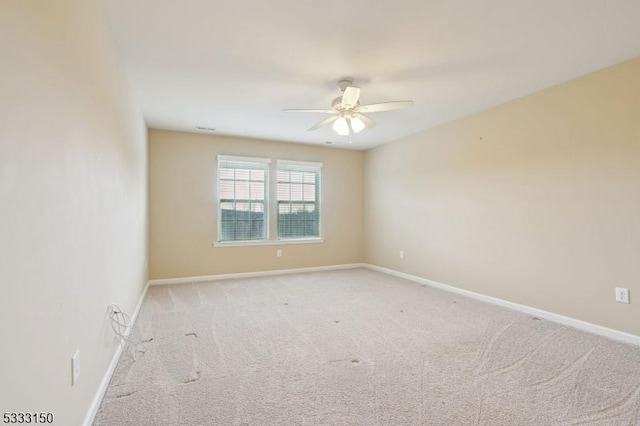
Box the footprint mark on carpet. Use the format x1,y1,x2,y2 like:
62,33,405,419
183,370,200,384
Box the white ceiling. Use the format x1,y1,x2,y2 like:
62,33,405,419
102,0,640,150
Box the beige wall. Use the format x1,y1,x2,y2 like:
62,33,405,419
0,1,147,424
365,57,640,335
148,130,364,279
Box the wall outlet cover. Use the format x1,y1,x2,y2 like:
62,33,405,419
615,287,630,304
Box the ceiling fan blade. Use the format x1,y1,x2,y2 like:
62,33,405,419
341,86,361,109
352,112,376,128
356,100,413,113
283,109,335,113
308,115,338,131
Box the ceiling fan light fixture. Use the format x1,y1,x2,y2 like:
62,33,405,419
350,117,365,133
332,117,349,136
284,79,414,139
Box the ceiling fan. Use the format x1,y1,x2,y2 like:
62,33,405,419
283,79,413,137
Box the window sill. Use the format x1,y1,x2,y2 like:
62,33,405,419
213,238,324,248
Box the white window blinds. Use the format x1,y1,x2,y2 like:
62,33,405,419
217,156,270,242
277,160,322,240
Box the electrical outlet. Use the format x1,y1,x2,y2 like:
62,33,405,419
399,250,404,260
615,287,629,304
276,249,282,258
71,350,80,385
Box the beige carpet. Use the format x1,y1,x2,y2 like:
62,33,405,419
94,268,640,425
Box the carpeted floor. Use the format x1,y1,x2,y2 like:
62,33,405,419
94,268,640,425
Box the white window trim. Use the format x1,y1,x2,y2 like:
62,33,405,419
213,238,324,247
218,155,271,164
276,159,323,241
214,156,325,247
217,155,270,243
277,159,323,170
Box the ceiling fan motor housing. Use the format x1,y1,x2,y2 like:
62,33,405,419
336,79,353,92
332,96,356,111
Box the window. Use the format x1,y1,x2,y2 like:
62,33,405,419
217,156,270,242
277,160,322,240
215,156,323,246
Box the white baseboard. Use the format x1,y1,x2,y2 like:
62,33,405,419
82,280,150,426
365,264,640,347
148,263,368,286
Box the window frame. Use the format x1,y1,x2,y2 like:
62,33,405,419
276,159,323,242
216,155,271,244
213,156,324,248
